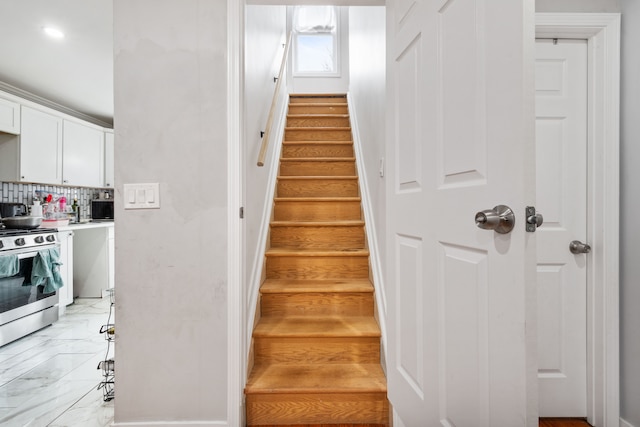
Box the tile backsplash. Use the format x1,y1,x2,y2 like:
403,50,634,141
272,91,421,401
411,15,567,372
0,181,114,220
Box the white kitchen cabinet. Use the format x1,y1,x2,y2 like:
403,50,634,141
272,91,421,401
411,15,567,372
71,224,114,298
63,120,104,187
107,225,114,289
0,97,20,134
0,106,63,184
58,230,75,315
104,130,114,188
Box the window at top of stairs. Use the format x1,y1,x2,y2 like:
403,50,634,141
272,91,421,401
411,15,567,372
292,5,339,76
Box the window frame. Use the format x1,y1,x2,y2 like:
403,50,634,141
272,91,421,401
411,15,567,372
291,6,341,78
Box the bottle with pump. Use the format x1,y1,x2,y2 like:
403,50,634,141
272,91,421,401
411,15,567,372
72,197,79,222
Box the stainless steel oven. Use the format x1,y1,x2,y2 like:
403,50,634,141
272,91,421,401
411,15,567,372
0,228,60,347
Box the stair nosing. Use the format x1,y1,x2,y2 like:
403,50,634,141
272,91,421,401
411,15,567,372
287,114,350,118
280,157,356,162
286,126,352,130
270,220,364,227
274,196,361,202
277,176,357,180
265,248,369,257
283,140,353,144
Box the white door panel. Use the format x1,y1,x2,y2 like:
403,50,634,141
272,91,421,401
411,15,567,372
535,38,588,417
386,0,536,426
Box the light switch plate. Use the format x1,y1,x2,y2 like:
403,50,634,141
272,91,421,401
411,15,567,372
123,183,160,209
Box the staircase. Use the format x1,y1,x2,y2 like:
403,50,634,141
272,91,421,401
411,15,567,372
245,94,389,426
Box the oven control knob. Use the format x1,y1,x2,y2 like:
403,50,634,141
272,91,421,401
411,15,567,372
46,235,56,242
35,236,44,243
15,238,25,246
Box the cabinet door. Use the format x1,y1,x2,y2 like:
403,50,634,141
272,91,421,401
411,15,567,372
63,120,104,187
58,230,74,306
0,97,20,134
104,130,114,188
20,106,63,184
107,226,114,289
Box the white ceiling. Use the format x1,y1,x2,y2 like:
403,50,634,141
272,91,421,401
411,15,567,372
0,0,113,125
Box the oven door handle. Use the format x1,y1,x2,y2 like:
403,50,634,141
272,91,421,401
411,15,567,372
17,251,39,260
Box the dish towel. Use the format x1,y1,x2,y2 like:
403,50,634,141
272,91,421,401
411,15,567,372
0,254,20,278
31,247,64,293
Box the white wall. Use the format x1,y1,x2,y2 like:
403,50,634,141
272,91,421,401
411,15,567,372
113,1,229,424
536,0,620,12
619,2,640,425
348,6,386,273
244,4,286,304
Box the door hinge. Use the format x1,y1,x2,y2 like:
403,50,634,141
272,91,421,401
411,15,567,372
239,207,244,219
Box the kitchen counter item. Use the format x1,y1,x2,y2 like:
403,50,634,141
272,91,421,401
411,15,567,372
0,203,27,219
40,219,70,228
1,216,42,229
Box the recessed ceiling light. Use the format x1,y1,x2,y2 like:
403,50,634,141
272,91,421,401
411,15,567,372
43,27,65,39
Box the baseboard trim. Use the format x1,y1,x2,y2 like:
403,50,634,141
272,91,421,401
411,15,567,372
621,418,635,427
113,422,228,427
246,92,288,349
347,92,387,348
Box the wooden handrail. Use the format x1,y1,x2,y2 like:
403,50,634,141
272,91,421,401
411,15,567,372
257,32,292,167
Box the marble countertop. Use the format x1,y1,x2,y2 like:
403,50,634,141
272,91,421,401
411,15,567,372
57,221,114,231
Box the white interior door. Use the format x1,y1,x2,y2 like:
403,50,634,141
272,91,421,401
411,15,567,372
535,38,588,417
385,1,536,426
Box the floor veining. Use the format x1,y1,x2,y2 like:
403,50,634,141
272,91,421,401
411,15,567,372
0,297,114,427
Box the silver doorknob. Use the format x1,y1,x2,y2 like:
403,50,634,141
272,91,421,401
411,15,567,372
569,240,591,254
526,213,543,228
475,205,515,234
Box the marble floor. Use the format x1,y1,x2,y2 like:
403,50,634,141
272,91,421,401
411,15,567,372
0,297,115,427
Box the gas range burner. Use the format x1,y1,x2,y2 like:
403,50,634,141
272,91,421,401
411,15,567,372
0,227,57,237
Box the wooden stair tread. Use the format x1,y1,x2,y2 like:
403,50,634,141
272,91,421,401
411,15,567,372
290,93,346,97
261,278,373,293
288,102,347,107
270,220,364,227
245,363,387,394
286,126,352,130
278,176,357,180
280,157,356,162
275,197,361,202
254,316,380,338
266,248,369,257
288,114,350,118
283,141,353,146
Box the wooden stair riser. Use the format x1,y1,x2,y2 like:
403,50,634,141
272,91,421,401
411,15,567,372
253,337,381,365
287,115,350,127
282,142,354,158
280,160,356,176
278,179,359,198
274,199,362,221
261,292,374,316
289,96,347,104
246,393,389,425
286,128,352,142
270,225,365,250
266,256,370,280
288,104,349,115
